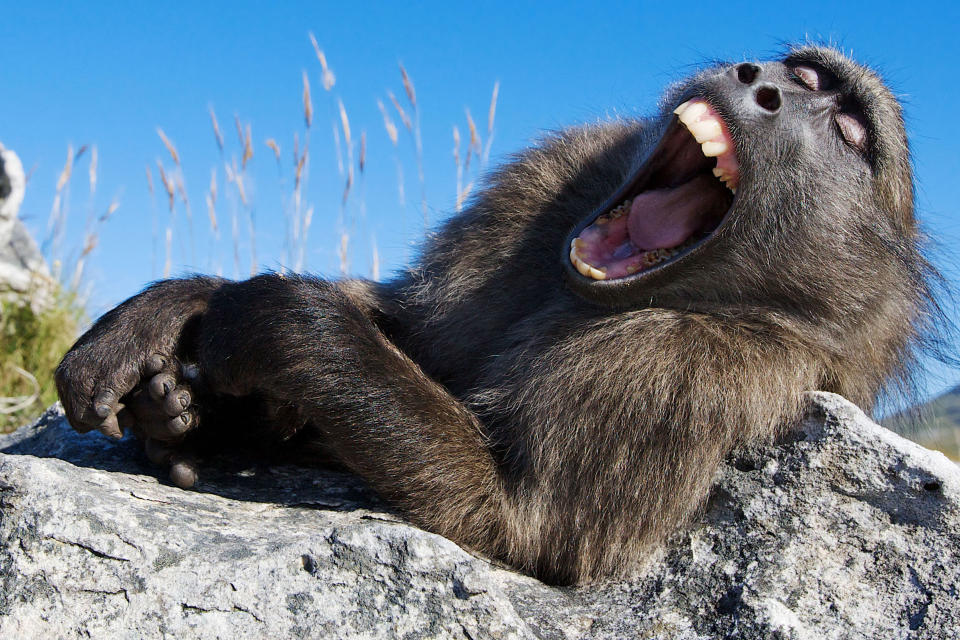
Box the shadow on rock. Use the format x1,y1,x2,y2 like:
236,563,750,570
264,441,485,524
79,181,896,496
0,405,387,513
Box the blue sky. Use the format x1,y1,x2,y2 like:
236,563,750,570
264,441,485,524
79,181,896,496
2,1,958,399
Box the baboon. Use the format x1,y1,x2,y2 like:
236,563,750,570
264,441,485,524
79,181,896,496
56,46,934,585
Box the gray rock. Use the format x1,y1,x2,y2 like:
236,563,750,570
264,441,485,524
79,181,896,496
0,143,26,232
1,392,957,639
0,143,51,302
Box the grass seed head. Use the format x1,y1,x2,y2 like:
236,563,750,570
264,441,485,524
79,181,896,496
302,70,313,128
308,32,336,90
56,145,74,192
156,160,175,212
488,81,500,134
89,145,98,195
98,198,120,223
377,99,399,146
209,106,225,152
156,128,180,166
242,124,253,169
359,131,366,174
399,63,417,111
387,91,413,132
338,98,352,148
266,138,281,163
145,165,154,197
466,108,481,156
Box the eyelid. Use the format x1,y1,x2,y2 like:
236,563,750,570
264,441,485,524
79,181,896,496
792,65,821,91
836,112,868,152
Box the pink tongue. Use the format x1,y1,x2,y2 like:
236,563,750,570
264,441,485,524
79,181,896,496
627,174,717,250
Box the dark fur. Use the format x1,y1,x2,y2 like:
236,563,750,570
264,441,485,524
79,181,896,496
56,47,934,585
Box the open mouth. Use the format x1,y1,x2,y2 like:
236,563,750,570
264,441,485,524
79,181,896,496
569,100,740,281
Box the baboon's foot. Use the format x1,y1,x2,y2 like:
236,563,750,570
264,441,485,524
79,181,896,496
124,354,204,488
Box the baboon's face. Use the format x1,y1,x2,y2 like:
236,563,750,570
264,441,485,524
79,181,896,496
564,48,911,309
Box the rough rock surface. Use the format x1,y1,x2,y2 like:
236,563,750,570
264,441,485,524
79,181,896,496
0,143,50,300
1,392,958,639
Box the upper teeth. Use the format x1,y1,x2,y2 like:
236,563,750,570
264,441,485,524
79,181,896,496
674,100,737,193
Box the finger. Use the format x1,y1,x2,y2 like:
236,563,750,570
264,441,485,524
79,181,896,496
165,410,196,437
161,386,192,416
141,409,196,441
97,413,123,439
148,373,177,401
144,438,174,465
127,388,166,421
93,389,121,419
144,354,168,376
170,455,199,489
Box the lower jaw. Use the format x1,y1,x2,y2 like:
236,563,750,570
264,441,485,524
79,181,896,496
570,217,703,280
569,187,726,281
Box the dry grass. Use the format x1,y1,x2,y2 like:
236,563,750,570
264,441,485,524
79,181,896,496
6,34,504,431
156,160,175,276
206,168,218,235
31,36,500,294
484,81,500,164
266,138,281,164
302,70,314,129
209,107,225,153
308,32,336,91
156,128,180,166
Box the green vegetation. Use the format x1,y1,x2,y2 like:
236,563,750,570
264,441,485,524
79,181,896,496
886,387,960,460
0,292,83,432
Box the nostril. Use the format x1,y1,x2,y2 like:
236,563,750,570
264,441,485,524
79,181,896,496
755,85,782,112
736,63,760,84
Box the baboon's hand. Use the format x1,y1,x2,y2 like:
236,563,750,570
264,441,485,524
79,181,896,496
56,340,159,439
55,276,222,487
56,348,204,488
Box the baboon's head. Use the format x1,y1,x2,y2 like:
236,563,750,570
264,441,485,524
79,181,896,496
564,46,916,322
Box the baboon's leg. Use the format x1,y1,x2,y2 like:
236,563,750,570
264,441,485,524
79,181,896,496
195,274,513,558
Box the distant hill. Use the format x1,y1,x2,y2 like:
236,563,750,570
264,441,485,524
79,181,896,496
885,385,960,460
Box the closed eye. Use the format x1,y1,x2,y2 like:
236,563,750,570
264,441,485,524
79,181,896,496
791,64,835,91
835,112,868,153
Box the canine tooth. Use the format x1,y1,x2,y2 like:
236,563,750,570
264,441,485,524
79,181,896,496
677,101,708,125
570,247,606,280
570,250,589,274
572,254,589,277
701,140,728,157
673,100,691,115
687,117,722,143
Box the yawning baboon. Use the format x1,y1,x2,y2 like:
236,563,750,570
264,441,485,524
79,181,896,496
56,46,935,585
